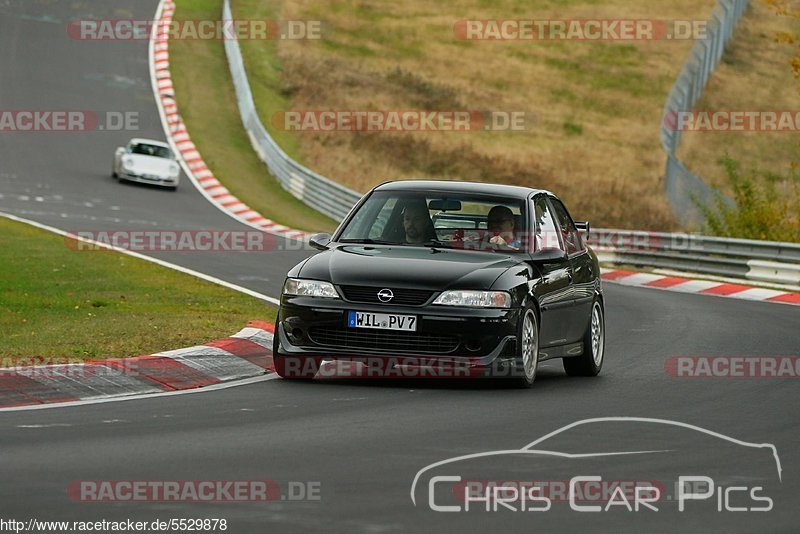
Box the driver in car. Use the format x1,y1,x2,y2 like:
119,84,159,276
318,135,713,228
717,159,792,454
402,203,436,244
487,205,521,249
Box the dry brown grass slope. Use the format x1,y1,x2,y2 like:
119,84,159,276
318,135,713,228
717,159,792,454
678,0,799,191
230,0,793,230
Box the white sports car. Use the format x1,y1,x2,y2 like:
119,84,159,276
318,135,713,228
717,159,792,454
112,138,181,190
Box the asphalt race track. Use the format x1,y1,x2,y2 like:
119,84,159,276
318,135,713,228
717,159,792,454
1,1,798,533
0,0,308,297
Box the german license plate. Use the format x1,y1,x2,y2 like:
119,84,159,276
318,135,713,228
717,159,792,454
347,311,417,332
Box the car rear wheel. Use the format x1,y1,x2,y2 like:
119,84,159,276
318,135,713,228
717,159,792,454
563,299,604,377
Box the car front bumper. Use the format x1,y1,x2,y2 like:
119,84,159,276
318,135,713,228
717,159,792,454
119,172,179,187
275,295,521,371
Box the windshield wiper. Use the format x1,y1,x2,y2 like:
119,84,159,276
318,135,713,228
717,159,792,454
339,238,398,245
421,239,450,249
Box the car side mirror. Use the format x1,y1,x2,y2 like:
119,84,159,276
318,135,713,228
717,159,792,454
531,248,568,262
309,233,331,250
575,221,590,233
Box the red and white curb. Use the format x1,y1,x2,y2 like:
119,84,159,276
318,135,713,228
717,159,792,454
149,0,310,242
0,321,275,410
601,269,800,306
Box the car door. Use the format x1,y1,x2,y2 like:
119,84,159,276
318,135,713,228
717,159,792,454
528,194,573,348
549,196,594,343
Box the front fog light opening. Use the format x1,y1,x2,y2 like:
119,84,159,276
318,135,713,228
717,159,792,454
465,339,482,352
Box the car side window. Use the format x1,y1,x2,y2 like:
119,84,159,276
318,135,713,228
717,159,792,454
369,198,398,239
549,198,584,255
532,196,563,252
340,198,382,240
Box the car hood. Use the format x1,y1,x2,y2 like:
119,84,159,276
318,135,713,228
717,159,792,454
124,155,176,176
298,245,523,290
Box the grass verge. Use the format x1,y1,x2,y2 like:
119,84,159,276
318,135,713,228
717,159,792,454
168,0,337,233
0,217,276,360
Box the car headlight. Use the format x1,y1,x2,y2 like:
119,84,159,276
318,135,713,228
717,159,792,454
283,278,339,298
121,157,134,171
433,290,511,308
169,163,180,177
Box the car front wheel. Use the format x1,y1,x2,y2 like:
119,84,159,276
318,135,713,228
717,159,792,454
272,329,321,380
273,354,321,380
510,307,539,388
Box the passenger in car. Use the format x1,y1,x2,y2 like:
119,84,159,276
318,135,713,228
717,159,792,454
487,205,521,249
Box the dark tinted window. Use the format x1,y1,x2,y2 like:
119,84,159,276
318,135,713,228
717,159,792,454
532,195,563,252
129,143,172,159
337,190,527,253
549,198,584,254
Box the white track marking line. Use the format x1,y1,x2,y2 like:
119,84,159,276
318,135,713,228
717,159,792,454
615,272,664,286
0,375,279,413
731,287,786,301
666,280,721,293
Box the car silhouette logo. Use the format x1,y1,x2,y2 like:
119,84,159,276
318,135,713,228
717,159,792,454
377,289,394,302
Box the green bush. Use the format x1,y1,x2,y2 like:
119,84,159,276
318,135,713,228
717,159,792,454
698,157,800,242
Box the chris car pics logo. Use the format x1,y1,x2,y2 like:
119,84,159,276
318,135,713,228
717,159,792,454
410,417,781,513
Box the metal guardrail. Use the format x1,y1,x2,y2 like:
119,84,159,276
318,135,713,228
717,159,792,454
222,0,362,222
588,229,800,287
660,0,748,224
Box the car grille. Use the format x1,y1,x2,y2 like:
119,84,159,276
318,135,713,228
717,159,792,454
339,286,434,306
308,327,459,354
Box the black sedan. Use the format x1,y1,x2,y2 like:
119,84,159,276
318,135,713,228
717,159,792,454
273,180,604,387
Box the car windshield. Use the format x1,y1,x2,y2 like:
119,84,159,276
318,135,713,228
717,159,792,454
129,143,172,159
337,190,528,252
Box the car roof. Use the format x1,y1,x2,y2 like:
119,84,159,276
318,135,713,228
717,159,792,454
128,138,171,149
374,180,553,199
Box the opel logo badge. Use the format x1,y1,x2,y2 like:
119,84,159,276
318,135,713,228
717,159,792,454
377,288,394,302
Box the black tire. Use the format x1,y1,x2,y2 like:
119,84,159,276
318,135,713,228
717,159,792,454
505,307,539,388
112,170,118,179
563,298,604,377
272,327,321,380
273,354,321,380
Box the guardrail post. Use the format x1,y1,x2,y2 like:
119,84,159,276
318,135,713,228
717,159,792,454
660,0,750,226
